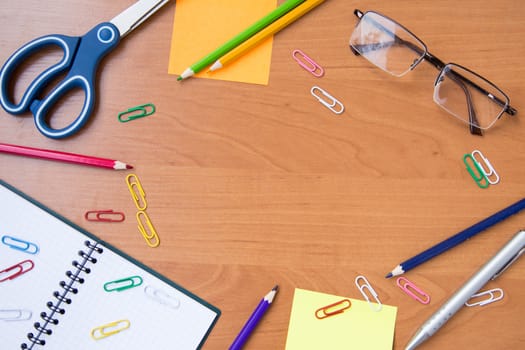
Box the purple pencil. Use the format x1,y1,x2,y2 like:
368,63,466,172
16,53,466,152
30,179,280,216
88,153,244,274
229,285,279,350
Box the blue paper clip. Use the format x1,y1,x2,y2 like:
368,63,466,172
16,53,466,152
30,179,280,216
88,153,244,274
1,235,39,254
118,103,155,122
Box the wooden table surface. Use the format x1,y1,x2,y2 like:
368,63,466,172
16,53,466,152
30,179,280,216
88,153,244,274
1,0,524,349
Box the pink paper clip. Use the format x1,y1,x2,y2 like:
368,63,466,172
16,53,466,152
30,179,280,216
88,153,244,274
396,277,431,304
0,260,35,282
292,49,324,77
85,210,125,222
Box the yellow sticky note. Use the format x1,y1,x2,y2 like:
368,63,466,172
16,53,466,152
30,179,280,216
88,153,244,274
168,0,277,85
285,288,397,350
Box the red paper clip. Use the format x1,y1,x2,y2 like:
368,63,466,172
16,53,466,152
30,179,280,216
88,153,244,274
0,260,34,282
315,298,352,319
85,210,125,222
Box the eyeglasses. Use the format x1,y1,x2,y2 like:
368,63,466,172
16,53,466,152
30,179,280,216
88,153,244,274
349,9,517,135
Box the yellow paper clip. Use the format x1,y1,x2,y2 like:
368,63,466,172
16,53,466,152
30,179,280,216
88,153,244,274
315,299,352,319
355,275,382,312
137,211,160,248
90,319,130,340
118,103,155,122
126,174,147,211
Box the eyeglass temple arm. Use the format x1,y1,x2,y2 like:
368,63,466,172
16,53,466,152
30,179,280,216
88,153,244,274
407,51,484,135
443,68,484,135
419,51,482,135
352,9,517,118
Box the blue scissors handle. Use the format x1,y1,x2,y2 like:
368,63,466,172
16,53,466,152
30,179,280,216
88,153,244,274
0,23,120,139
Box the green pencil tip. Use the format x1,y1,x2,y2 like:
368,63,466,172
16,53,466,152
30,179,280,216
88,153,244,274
177,76,183,81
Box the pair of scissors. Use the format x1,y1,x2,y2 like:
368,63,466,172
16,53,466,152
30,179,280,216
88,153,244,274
0,0,170,139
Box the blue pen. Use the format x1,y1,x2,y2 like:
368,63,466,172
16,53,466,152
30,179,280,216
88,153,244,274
386,198,525,278
230,285,278,350
0,0,170,139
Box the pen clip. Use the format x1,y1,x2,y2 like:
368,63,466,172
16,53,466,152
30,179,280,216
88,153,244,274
492,247,525,280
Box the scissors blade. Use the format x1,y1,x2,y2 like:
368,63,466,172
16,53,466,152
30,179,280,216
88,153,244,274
110,0,170,38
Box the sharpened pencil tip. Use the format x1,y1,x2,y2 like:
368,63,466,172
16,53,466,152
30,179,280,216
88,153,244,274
126,164,133,169
385,272,393,279
177,76,183,81
272,285,279,292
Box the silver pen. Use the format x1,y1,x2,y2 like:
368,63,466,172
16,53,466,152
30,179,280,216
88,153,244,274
405,229,525,350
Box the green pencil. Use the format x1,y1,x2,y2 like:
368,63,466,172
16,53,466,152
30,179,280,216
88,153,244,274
177,0,306,81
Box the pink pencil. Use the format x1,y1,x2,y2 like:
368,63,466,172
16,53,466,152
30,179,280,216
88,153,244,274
0,143,133,170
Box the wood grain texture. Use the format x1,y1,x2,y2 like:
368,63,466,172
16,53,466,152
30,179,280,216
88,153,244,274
1,0,524,349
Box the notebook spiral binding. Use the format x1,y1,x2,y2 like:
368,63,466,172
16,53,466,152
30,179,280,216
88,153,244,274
21,240,103,349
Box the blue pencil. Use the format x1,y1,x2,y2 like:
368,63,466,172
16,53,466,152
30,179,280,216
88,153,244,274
386,198,525,278
229,285,278,350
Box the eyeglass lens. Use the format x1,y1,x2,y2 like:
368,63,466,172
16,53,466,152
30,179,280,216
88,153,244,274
349,12,426,77
434,64,509,130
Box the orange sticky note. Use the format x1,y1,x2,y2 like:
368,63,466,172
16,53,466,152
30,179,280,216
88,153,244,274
168,0,277,85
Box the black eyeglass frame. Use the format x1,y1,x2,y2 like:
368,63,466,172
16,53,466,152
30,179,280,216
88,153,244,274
350,9,517,135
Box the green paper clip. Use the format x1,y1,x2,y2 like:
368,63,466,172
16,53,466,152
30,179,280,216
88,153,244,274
104,276,143,292
118,103,155,122
463,153,489,188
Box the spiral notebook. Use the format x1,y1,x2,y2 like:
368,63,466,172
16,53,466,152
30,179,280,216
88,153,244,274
0,180,220,349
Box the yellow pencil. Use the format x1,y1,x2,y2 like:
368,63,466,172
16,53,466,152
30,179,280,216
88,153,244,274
208,0,325,72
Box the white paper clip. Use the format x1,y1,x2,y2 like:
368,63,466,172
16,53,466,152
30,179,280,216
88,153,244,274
471,150,500,185
0,309,32,321
355,275,382,312
292,50,324,77
310,86,344,115
144,285,180,309
465,288,504,307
